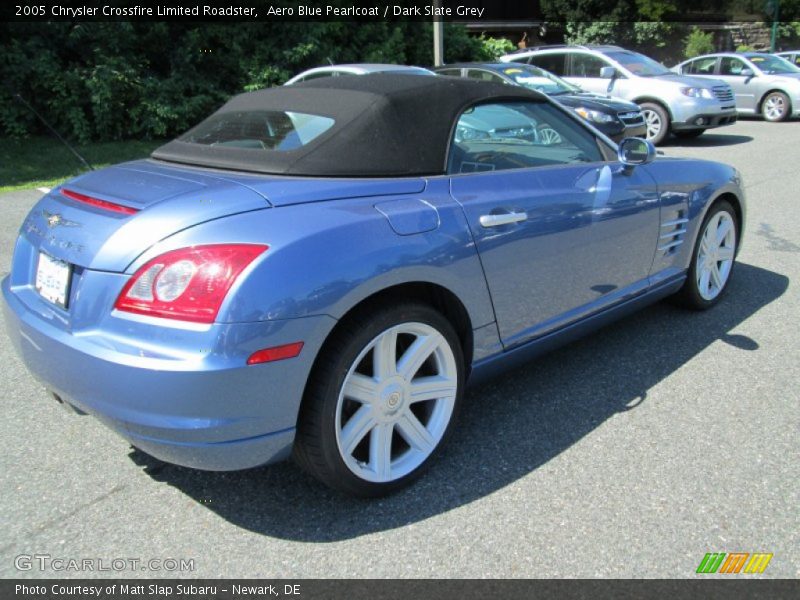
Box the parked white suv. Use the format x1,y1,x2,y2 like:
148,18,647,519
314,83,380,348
501,45,737,144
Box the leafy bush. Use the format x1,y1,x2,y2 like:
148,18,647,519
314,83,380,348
684,27,716,59
474,35,516,60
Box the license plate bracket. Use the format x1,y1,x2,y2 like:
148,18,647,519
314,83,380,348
35,251,72,308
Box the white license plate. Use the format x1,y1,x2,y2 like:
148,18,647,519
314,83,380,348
35,252,72,308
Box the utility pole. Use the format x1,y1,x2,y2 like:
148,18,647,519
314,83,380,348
767,0,780,52
433,0,444,66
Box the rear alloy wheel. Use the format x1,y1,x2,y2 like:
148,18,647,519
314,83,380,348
294,303,464,497
640,102,670,145
674,200,738,309
762,91,790,122
674,129,705,139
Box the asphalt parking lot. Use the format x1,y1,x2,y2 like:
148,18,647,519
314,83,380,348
1,118,797,579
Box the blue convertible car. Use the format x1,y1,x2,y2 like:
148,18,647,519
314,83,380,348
2,75,744,496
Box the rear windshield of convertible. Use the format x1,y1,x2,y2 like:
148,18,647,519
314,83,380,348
152,75,552,177
181,111,335,151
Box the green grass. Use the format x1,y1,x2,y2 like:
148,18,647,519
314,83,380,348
0,137,166,193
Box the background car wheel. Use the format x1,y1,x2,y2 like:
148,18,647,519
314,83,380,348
674,129,705,139
673,200,739,310
537,126,562,145
761,91,790,122
294,302,464,497
640,102,670,145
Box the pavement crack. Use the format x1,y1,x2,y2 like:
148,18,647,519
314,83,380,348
0,484,127,553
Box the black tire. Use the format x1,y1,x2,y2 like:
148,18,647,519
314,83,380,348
674,129,705,139
761,91,791,122
293,301,465,497
640,102,670,145
673,200,739,310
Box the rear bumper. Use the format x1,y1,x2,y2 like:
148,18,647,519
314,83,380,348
2,276,335,471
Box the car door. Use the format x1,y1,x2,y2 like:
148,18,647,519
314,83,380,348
717,57,758,111
525,52,567,77
563,52,616,95
680,56,719,77
448,100,661,347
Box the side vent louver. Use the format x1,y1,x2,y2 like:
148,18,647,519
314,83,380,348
658,210,688,255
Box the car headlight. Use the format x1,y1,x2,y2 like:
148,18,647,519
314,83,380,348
455,125,488,142
574,107,616,124
680,86,715,99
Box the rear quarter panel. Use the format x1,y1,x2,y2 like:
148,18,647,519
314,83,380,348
127,177,497,345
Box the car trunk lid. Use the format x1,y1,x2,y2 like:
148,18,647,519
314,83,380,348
22,160,270,272
22,159,427,273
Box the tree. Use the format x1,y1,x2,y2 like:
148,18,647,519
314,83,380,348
0,22,508,142
684,27,716,58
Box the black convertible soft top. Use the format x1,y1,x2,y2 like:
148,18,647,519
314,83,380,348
151,74,546,177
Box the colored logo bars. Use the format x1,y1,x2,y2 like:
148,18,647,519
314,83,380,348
696,553,773,574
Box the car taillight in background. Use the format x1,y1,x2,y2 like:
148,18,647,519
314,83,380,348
114,244,268,323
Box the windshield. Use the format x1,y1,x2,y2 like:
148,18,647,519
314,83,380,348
180,110,335,150
604,51,671,77
747,54,800,74
498,64,580,95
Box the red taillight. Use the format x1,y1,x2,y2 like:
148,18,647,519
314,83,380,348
61,188,139,215
114,244,268,323
246,342,304,365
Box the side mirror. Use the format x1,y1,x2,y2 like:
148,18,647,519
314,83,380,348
599,66,616,79
740,68,754,78
618,137,656,167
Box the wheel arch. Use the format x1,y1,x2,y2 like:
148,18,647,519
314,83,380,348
632,97,674,121
330,281,472,368
298,281,475,424
698,191,745,258
713,192,744,254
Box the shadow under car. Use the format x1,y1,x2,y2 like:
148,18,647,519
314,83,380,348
129,262,787,542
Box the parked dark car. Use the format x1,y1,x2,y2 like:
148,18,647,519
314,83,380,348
434,62,646,142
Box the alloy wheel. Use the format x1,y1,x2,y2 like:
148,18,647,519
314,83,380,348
538,127,562,145
764,94,787,121
696,210,736,301
644,109,662,141
335,322,458,483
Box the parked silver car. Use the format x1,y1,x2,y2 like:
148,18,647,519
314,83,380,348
673,53,800,122
501,45,737,144
285,64,434,85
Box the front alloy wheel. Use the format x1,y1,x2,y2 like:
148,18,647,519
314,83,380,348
674,200,738,309
294,302,464,496
537,126,562,145
695,210,736,301
640,102,670,145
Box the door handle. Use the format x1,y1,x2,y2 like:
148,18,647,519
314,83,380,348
479,211,528,228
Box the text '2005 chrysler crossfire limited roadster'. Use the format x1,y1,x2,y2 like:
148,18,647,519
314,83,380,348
2,75,745,496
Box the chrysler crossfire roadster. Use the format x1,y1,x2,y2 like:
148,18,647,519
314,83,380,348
2,75,745,496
